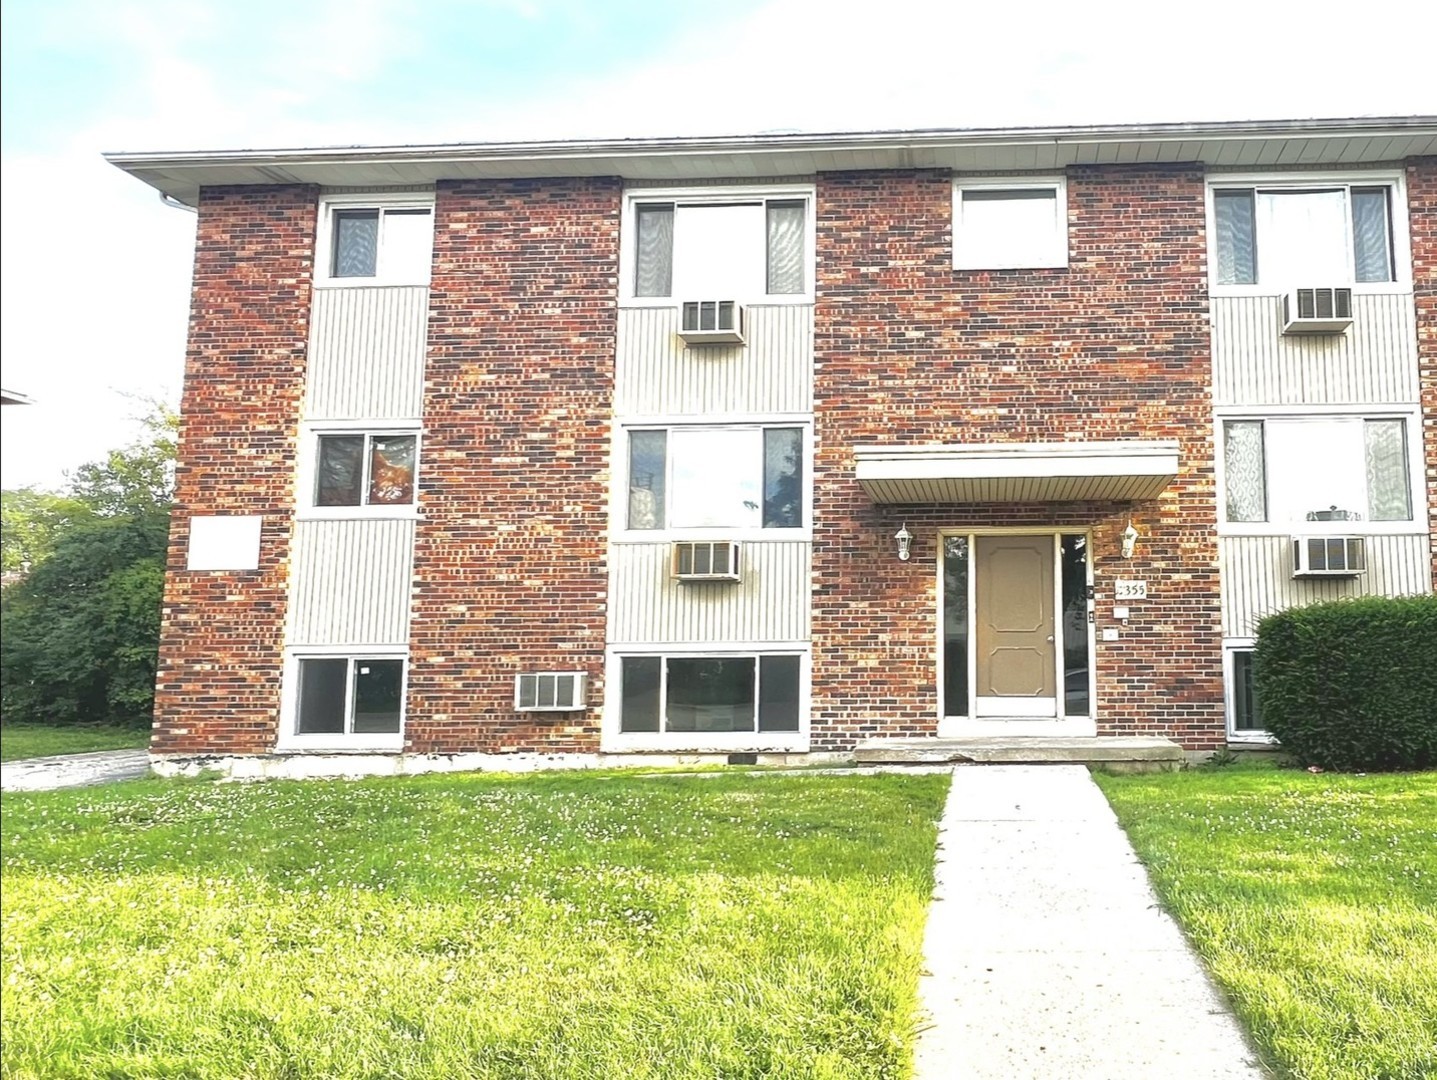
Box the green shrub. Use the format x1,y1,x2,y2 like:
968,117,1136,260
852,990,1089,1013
1254,594,1437,771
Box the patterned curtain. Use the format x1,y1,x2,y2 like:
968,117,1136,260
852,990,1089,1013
1224,421,1267,522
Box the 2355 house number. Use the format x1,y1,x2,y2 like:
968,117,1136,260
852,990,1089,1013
1114,579,1148,601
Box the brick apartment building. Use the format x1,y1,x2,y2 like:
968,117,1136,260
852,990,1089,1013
107,117,1437,773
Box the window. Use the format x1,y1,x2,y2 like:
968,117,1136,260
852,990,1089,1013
627,426,803,531
1212,183,1396,287
953,180,1067,270
1229,650,1264,736
619,655,801,734
629,194,809,300
1222,417,1412,524
295,657,404,736
319,200,434,284
314,433,417,508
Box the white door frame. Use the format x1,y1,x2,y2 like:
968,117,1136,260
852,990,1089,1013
937,528,1097,738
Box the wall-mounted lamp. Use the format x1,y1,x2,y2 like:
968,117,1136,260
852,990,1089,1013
1120,521,1140,560
895,524,913,562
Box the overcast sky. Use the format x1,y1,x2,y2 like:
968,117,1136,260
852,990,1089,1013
2,0,1435,490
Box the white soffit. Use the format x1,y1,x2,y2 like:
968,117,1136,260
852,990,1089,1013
105,117,1437,207
854,441,1181,504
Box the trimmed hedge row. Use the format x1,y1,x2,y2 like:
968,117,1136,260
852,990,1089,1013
1254,594,1437,771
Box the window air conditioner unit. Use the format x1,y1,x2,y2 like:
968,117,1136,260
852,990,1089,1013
678,300,745,344
671,540,742,582
1281,287,1353,335
1291,536,1366,578
514,672,587,711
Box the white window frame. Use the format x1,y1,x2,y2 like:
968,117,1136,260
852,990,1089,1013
619,185,817,306
612,417,813,541
314,193,436,288
277,646,408,752
1224,640,1275,744
1214,405,1424,537
297,420,422,521
603,644,810,753
952,177,1069,271
1205,171,1411,297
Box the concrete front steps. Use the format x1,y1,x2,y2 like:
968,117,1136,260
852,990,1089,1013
853,736,1185,773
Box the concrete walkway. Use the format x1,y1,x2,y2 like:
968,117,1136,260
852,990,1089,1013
914,765,1267,1079
1,749,150,792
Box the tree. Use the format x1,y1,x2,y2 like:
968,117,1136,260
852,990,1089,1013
0,406,176,729
1,488,90,575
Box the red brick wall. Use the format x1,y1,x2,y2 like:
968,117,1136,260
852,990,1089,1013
811,166,1224,750
152,185,317,755
404,178,621,754
1408,158,1437,588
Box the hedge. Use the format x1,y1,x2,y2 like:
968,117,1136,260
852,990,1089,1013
1253,594,1437,771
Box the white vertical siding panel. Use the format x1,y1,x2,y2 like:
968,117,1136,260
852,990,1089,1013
1220,534,1431,637
616,305,813,415
306,287,430,420
1211,293,1420,407
288,519,415,645
608,542,811,643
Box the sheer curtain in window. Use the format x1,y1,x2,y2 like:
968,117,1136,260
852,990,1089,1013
634,205,674,297
1223,421,1267,521
766,201,805,294
1351,188,1394,283
1364,420,1411,520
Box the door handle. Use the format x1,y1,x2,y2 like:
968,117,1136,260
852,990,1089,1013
1046,635,1055,643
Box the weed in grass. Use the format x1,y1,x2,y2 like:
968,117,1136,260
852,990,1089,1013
2,770,947,1079
1096,765,1437,1080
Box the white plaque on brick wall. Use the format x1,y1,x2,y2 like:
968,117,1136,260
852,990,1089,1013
186,515,263,571
1114,579,1147,600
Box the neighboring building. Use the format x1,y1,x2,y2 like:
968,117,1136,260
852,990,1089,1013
107,117,1437,771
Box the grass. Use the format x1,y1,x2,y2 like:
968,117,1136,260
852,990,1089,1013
1,769,947,1079
0,724,150,762
1095,763,1437,1080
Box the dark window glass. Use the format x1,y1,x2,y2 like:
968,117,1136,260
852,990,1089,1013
1232,651,1263,732
635,204,674,297
665,658,754,733
619,656,662,733
1214,190,1257,285
369,435,416,505
1061,535,1091,717
296,658,347,734
762,428,803,528
628,431,667,529
333,210,380,277
1351,187,1394,283
943,536,969,717
352,660,403,733
316,436,365,506
758,655,801,732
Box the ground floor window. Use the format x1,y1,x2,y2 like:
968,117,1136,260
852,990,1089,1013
295,656,405,736
618,654,801,734
1228,648,1265,737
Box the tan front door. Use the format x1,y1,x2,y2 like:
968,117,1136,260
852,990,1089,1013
975,535,1057,716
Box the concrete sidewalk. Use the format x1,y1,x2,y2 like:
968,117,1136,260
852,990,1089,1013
914,765,1267,1079
1,749,150,792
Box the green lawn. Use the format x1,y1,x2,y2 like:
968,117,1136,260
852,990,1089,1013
0,723,150,762
1095,764,1437,1080
1,769,947,1079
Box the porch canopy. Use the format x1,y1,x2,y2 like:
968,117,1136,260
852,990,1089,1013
854,440,1180,503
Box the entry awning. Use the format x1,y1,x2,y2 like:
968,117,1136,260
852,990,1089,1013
854,440,1180,504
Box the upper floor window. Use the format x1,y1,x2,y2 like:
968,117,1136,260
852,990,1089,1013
1212,183,1397,288
317,198,434,286
626,191,811,302
953,179,1068,270
1222,416,1412,525
314,432,417,509
626,425,804,531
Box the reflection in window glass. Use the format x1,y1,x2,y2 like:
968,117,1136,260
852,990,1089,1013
1061,535,1090,717
296,658,347,734
627,430,667,530
1232,651,1263,732
943,536,969,717
619,656,662,732
369,436,416,505
758,655,800,732
352,660,404,733
665,657,755,733
316,436,365,506
763,428,802,528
